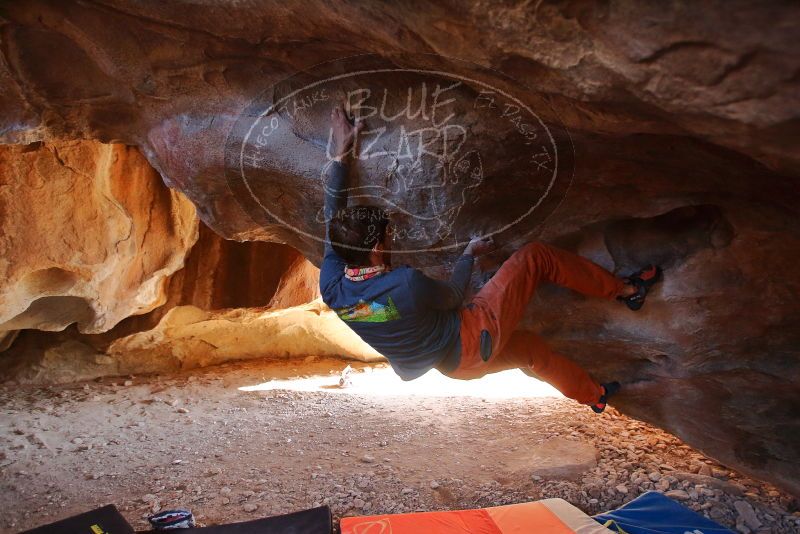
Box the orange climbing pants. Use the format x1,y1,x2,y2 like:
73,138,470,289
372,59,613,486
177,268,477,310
445,242,626,404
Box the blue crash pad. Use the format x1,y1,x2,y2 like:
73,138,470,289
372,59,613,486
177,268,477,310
594,491,734,534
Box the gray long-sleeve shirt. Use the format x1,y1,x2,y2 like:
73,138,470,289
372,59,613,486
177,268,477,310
319,161,473,379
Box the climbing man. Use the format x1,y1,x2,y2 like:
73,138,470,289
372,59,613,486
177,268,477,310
320,105,661,413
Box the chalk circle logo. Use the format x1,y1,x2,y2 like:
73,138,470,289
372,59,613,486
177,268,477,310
225,54,573,258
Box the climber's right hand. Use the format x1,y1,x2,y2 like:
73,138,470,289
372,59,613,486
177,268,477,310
464,236,495,257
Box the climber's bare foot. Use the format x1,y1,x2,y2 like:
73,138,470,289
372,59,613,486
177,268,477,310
329,105,364,160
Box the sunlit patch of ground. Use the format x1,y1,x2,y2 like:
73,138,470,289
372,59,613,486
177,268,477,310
239,366,562,399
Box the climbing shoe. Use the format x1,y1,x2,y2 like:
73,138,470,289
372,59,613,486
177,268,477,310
619,265,662,311
148,509,195,529
591,381,621,414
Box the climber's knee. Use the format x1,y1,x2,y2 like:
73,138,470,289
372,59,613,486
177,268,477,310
519,241,548,259
521,241,544,252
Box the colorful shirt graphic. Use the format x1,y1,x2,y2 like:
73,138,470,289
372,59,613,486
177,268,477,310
336,297,401,323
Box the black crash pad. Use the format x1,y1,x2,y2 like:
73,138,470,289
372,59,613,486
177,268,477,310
138,506,332,534
21,504,135,534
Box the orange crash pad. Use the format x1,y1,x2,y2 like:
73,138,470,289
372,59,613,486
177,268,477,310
341,499,614,533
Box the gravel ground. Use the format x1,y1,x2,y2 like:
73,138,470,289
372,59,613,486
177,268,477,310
1,357,798,533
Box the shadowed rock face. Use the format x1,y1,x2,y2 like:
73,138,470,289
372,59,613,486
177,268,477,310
0,0,799,496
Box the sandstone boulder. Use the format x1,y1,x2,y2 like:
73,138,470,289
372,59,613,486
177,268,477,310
0,140,198,334
0,0,798,497
105,301,383,375
0,175,326,381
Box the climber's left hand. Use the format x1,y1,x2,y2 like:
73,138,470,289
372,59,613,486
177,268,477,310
330,104,364,161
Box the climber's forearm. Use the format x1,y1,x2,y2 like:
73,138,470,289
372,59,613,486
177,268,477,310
449,253,475,298
324,160,348,219
323,160,348,256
